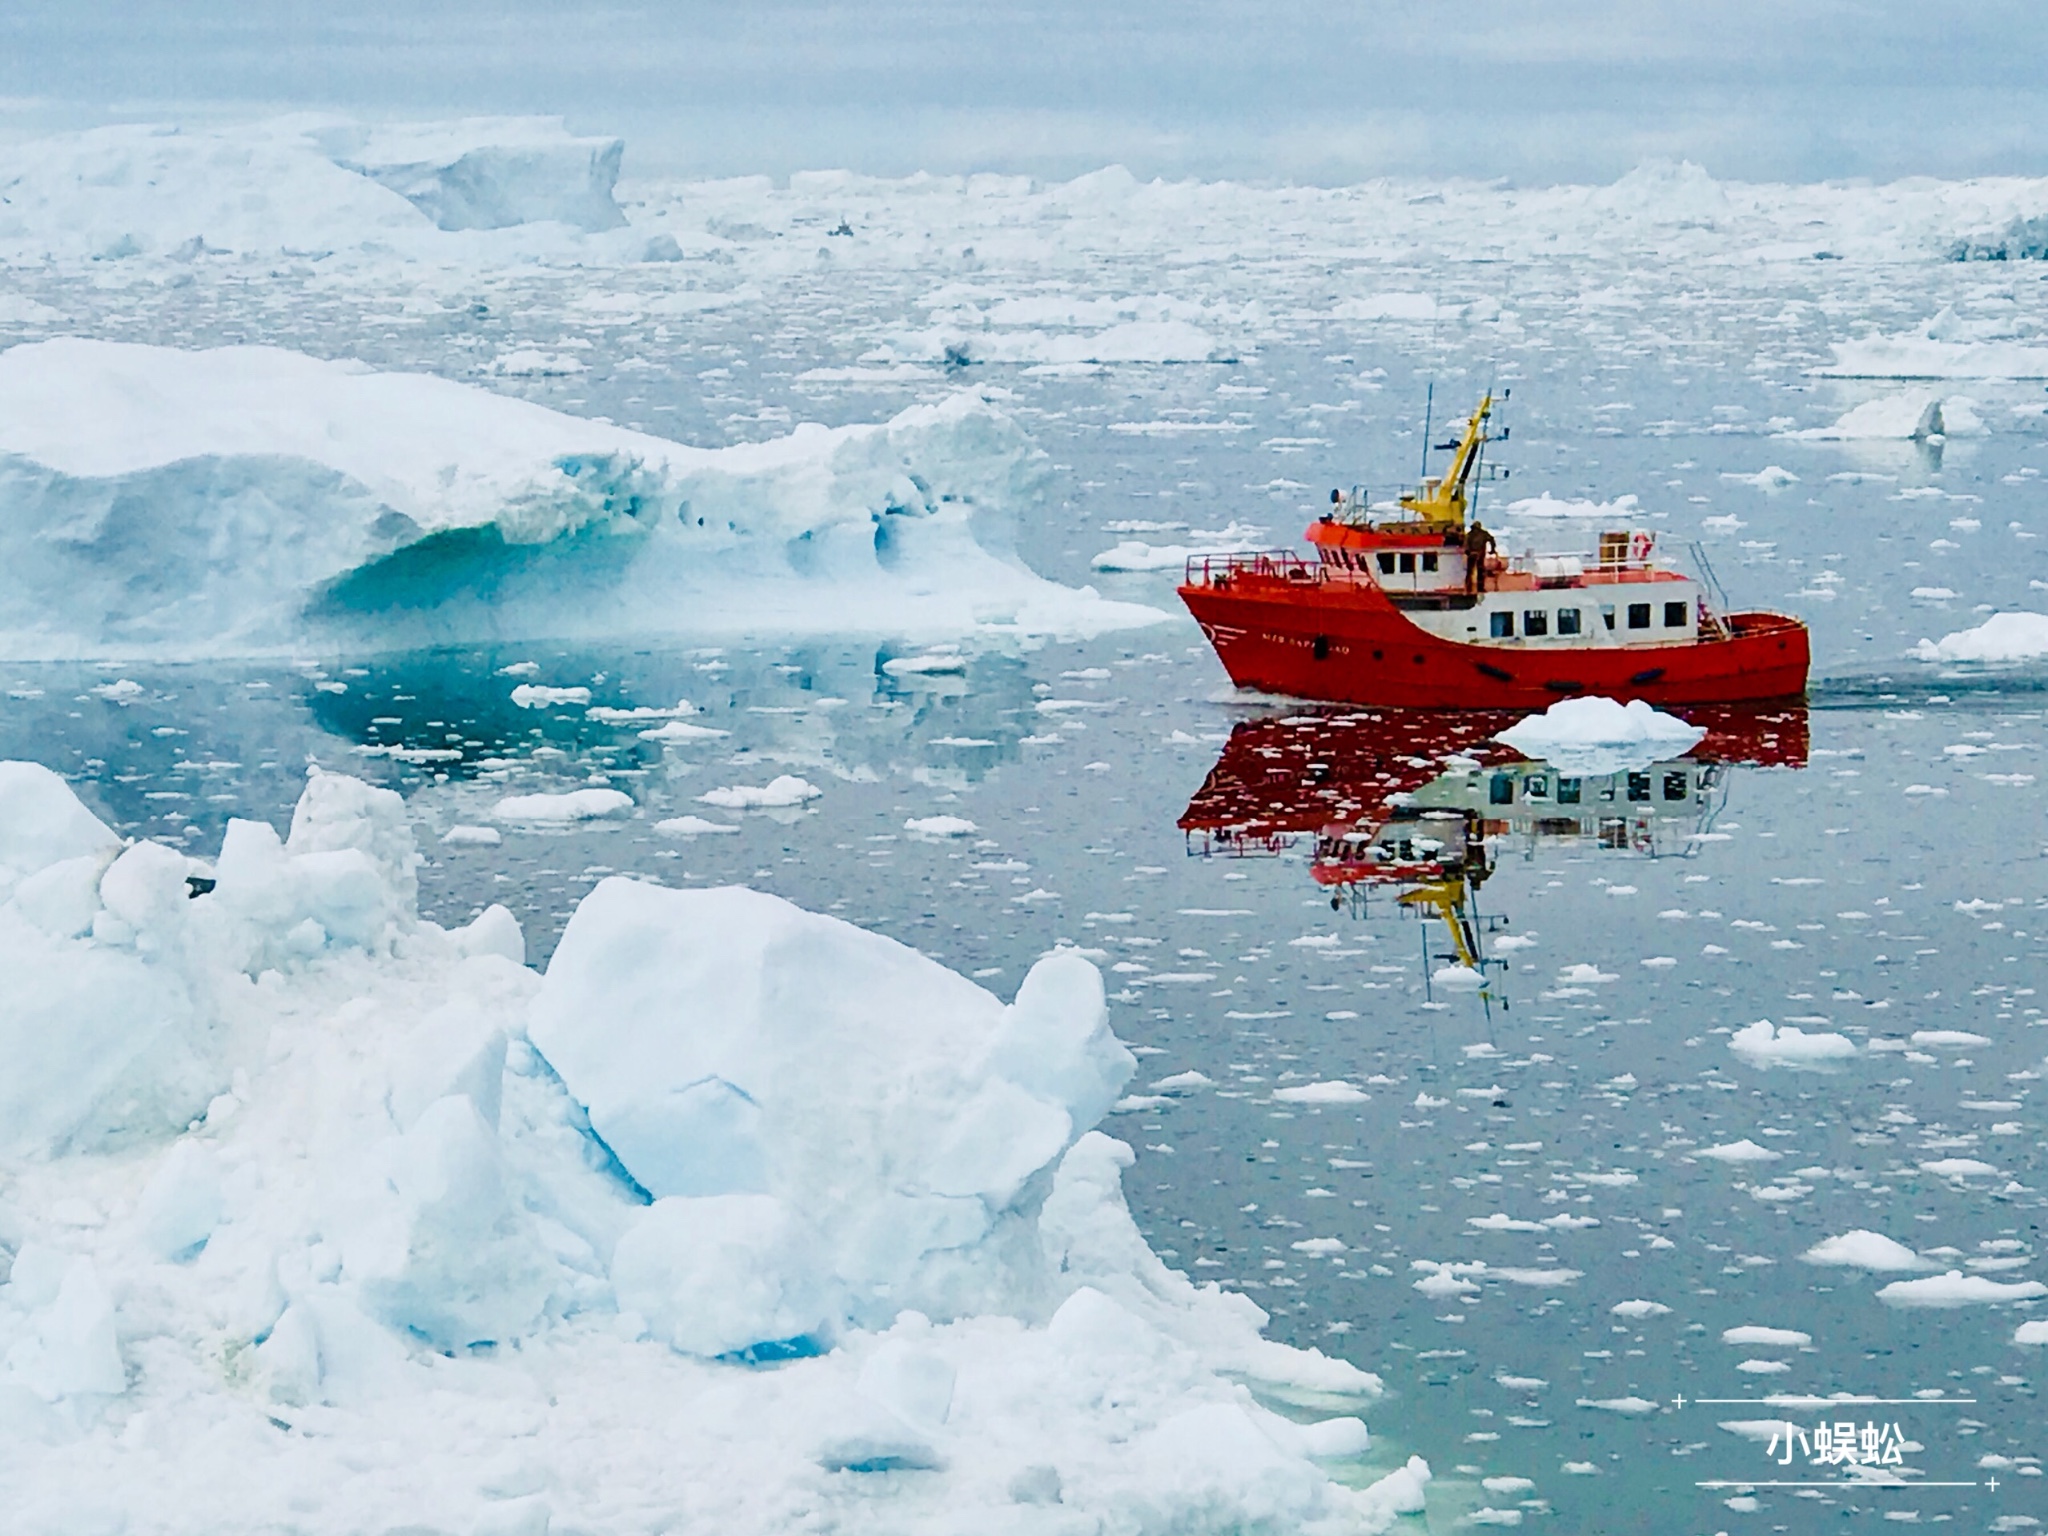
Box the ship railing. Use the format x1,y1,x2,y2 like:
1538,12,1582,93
1185,550,1324,588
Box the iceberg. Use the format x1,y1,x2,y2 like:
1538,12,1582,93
0,758,1411,1534
309,117,627,233
1495,696,1706,777
1913,612,2048,665
0,340,1165,658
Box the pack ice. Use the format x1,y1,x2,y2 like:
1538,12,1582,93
0,339,1162,658
0,761,1418,1535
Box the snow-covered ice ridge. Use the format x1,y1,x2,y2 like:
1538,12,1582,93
0,340,1161,657
0,760,1421,1535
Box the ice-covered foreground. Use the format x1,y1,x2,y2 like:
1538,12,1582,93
0,340,1161,658
0,761,1418,1535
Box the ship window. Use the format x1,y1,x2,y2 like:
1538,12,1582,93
1489,773,1516,806
1398,553,1416,574
1556,777,1582,805
1523,609,1549,637
1626,771,1652,802
1422,552,1439,572
1378,553,1396,574
1556,607,1582,635
1627,602,1652,629
1490,611,1514,638
1524,775,1549,800
1598,817,1629,849
1663,771,1690,801
1664,600,1688,628
1601,605,1617,631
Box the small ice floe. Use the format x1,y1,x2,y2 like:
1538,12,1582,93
1728,1019,1856,1069
1912,1028,1990,1048
492,347,588,377
1784,390,1947,441
1722,465,1799,489
881,650,967,676
510,683,592,708
1696,1139,1783,1164
1723,1325,1811,1347
91,678,144,702
1273,1081,1370,1105
1556,963,1616,985
1496,1373,1548,1393
1291,1238,1347,1256
1432,964,1484,991
1919,1158,1999,1178
1800,1230,1935,1271
904,815,977,837
653,815,739,836
587,698,697,723
697,776,822,810
1913,611,2048,664
1149,1070,1214,1092
1576,1397,1658,1415
1496,697,1705,778
496,660,540,676
638,720,729,742
1611,1300,1671,1319
1493,934,1536,952
1876,1272,2048,1309
2016,1320,2048,1345
493,788,633,822
439,824,501,846
1503,492,1640,521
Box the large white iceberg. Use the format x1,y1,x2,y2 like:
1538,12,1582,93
309,117,627,233
1495,696,1706,777
0,760,1413,1535
1913,611,2048,665
0,339,1163,657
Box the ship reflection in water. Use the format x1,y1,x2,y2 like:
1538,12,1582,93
1178,705,1809,1008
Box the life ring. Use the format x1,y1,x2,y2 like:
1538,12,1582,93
1629,530,1654,563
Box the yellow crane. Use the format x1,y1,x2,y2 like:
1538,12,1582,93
1396,392,1498,530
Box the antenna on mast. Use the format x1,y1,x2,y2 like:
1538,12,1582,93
1419,382,1434,482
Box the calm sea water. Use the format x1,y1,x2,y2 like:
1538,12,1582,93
6,244,2046,1530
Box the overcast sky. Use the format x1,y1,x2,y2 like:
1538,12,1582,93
3,1,2041,185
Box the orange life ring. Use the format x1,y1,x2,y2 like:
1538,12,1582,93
1629,531,1654,563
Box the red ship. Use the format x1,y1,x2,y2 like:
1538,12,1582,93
1178,394,1810,708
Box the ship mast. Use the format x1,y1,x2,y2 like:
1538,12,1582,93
1397,393,1495,530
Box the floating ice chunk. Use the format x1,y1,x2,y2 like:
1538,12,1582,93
1497,1373,1548,1392
1724,465,1799,488
1728,1019,1857,1068
611,1194,833,1359
1432,964,1484,991
1876,1271,2048,1308
697,776,821,810
1914,612,2048,664
491,349,589,378
440,824,501,846
1912,1029,1991,1047
314,116,627,232
1817,331,2048,380
2016,1320,2048,1346
1149,1070,1214,1092
586,698,697,723
1502,492,1641,521
881,651,968,675
1577,1396,1658,1414
638,721,729,744
1786,391,1946,441
1696,1139,1783,1164
904,815,977,836
1557,963,1617,985
1290,1238,1347,1256
1723,1325,1811,1347
493,788,633,822
509,683,591,708
1272,1081,1370,1105
1496,697,1705,777
1800,1230,1935,1271
653,815,740,836
1920,1158,1999,1178
1611,1299,1671,1319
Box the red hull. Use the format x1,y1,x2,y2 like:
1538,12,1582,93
1179,572,1808,708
